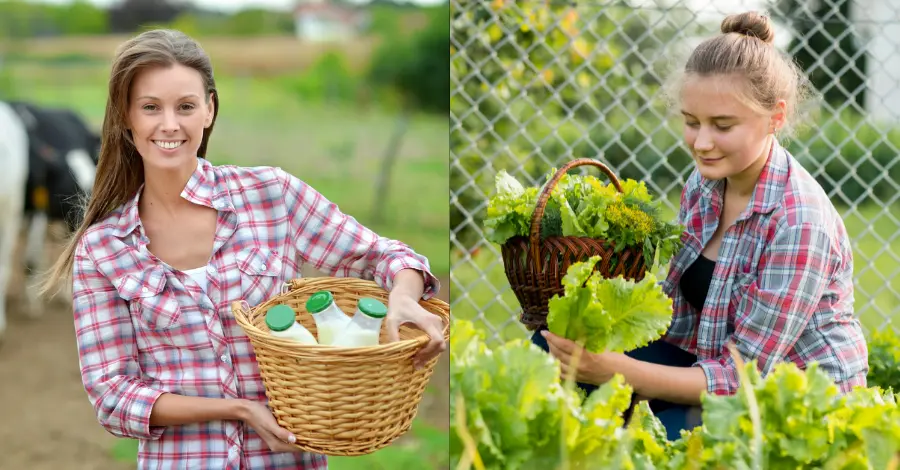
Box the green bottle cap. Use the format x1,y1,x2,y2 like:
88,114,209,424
265,305,297,332
357,298,387,319
305,291,335,314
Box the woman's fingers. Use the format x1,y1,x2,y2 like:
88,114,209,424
257,426,298,453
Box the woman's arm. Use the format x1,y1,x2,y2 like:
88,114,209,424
695,223,832,396
72,236,168,440
148,393,244,426
545,332,708,405
613,355,707,406
276,167,440,299
75,235,298,451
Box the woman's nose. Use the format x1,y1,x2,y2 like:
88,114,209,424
160,109,180,132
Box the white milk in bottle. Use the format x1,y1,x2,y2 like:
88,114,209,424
305,290,351,346
331,298,387,347
265,304,318,345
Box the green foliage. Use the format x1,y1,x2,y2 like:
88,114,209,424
0,0,108,37
282,52,361,104
668,361,900,470
450,319,670,470
867,330,900,393
367,5,449,114
546,256,673,354
452,318,900,470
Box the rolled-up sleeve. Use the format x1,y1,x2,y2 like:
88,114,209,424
694,223,833,395
276,167,440,299
72,236,166,439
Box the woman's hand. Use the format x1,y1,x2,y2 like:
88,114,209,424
237,400,299,453
386,295,447,369
542,330,625,385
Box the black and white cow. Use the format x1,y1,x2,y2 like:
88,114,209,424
0,101,100,340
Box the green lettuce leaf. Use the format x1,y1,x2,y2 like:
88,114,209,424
546,256,673,354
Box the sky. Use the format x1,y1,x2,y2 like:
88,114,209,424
26,0,447,14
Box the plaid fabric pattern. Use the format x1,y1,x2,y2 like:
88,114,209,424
660,140,868,396
72,158,439,469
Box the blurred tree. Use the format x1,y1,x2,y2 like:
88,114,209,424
56,0,109,35
225,8,294,36
368,6,448,114
108,0,183,33
771,0,867,108
367,5,449,223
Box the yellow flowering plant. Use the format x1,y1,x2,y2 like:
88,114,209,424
483,169,684,268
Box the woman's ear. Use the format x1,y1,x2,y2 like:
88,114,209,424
770,99,787,133
205,91,216,128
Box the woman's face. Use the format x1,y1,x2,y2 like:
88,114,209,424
680,74,783,183
127,63,214,173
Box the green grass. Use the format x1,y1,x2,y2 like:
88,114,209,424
3,62,449,275
452,198,900,345
109,421,449,468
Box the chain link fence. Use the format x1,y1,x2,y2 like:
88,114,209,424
450,0,900,345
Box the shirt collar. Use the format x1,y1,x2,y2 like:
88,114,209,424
698,138,789,216
115,157,234,238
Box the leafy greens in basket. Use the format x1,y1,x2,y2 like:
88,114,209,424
483,169,684,268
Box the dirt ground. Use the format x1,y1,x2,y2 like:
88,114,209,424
0,234,450,470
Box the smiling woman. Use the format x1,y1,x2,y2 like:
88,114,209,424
37,29,447,470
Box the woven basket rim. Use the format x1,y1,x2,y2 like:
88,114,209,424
231,277,450,353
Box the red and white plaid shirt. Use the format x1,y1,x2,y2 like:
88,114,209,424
72,157,439,469
660,140,868,396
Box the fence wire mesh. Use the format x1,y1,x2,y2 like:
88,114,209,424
450,0,900,345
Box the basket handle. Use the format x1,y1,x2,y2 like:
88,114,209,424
528,159,623,275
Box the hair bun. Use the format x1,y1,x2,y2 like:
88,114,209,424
721,11,775,44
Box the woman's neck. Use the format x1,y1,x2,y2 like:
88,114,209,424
140,162,196,216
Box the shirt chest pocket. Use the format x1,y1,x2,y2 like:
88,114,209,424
114,267,212,351
236,246,284,308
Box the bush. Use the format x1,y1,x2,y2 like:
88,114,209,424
282,51,360,104
367,6,448,114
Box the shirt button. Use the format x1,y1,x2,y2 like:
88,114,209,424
260,264,267,271
142,287,149,293
221,354,230,363
229,445,238,456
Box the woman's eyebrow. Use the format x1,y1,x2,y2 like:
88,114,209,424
136,93,201,101
680,111,738,120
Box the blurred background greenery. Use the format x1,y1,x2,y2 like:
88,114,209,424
0,1,448,469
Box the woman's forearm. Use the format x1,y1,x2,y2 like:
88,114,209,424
389,268,426,300
616,355,708,406
149,392,248,426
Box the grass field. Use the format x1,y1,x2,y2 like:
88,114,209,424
452,198,900,346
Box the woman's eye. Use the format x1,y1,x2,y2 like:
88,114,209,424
716,125,733,131
180,103,195,111
142,104,157,111
685,121,700,128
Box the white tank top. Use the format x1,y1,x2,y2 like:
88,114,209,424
183,266,208,292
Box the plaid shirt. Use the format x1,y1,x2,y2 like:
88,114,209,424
72,158,439,469
660,140,868,396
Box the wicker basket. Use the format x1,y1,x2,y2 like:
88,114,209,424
502,159,648,331
231,277,450,456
